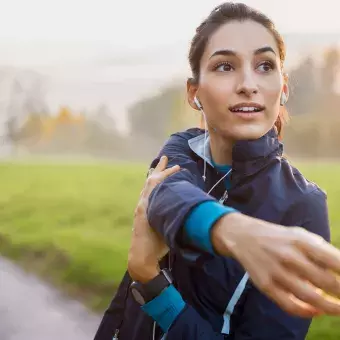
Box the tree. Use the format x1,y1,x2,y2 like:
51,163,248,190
128,82,197,140
128,87,175,140
6,72,49,153
320,47,340,95
286,56,317,115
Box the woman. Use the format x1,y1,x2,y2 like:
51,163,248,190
94,3,340,340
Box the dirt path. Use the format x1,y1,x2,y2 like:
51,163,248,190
0,256,101,340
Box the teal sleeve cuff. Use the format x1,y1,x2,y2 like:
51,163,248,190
184,201,237,254
141,284,185,332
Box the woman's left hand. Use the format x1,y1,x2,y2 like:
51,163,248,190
128,156,180,283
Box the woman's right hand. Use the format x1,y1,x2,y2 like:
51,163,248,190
211,212,340,318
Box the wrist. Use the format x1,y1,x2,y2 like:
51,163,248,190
130,266,160,284
138,269,160,284
131,269,173,306
211,212,244,257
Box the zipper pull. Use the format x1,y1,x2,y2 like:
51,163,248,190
219,190,228,204
113,329,119,339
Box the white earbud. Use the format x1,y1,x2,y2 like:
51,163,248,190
194,96,203,110
280,92,287,106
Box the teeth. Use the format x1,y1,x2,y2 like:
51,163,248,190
232,107,260,112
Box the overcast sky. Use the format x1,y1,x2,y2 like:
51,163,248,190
1,0,340,42
0,0,340,65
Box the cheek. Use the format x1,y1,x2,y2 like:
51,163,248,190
260,75,283,105
199,75,234,108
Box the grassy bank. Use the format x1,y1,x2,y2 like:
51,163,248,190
0,160,339,338
0,161,146,310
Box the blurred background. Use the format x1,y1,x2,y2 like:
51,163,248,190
0,0,340,339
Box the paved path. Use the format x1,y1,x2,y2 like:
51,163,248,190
0,256,101,340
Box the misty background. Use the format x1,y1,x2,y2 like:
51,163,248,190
1,0,340,162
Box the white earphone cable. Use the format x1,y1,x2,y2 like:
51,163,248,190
199,107,208,182
207,169,231,195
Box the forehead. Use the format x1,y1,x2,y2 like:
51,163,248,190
203,20,280,59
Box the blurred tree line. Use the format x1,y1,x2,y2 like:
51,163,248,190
6,105,126,159
4,46,340,161
284,47,340,158
1,70,126,159
128,46,340,160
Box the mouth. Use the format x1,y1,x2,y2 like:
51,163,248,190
229,103,265,118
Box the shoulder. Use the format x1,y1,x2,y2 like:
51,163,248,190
279,159,330,240
151,128,205,169
169,128,205,142
157,128,205,154
280,158,326,199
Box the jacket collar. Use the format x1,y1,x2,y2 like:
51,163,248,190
188,128,283,178
188,133,214,167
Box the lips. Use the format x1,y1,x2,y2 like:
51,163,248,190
229,103,265,113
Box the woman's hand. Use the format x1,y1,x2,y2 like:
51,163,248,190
127,156,180,283
212,212,340,318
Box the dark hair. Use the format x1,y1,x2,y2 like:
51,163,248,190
189,2,288,138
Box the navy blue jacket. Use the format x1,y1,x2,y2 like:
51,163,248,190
94,128,330,340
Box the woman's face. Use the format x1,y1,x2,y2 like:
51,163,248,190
189,20,287,141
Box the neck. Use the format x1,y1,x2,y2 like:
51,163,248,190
209,129,234,165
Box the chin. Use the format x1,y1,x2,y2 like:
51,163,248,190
225,124,273,141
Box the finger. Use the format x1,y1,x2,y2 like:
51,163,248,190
147,167,155,178
267,284,320,318
280,250,340,299
153,156,168,173
143,165,180,198
158,165,181,180
273,270,340,315
142,163,180,201
297,232,340,275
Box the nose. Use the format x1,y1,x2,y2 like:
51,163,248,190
236,67,258,97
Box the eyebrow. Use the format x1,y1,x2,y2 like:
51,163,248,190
209,46,276,59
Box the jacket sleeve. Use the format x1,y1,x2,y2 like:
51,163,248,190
232,189,330,340
147,131,236,255
141,283,230,339
166,305,230,339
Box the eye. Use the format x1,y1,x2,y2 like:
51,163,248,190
214,62,234,72
257,61,274,73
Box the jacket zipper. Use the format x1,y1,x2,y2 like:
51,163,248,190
113,328,119,339
219,190,229,204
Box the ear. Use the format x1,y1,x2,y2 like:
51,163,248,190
187,78,200,110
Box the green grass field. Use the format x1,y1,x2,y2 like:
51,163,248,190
0,160,339,339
